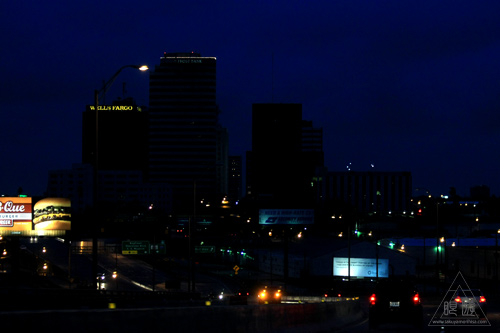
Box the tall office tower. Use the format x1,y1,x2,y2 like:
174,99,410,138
247,103,324,207
148,52,223,212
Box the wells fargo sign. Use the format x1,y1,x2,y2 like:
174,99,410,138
86,105,141,111
0,197,32,232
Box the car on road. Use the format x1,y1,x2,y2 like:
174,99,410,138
229,290,250,305
257,286,283,304
453,288,487,317
368,279,423,329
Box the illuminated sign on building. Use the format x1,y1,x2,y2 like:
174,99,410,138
259,209,314,225
0,197,32,232
86,105,141,112
333,257,389,278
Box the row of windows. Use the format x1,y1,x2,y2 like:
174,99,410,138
149,130,217,135
149,133,217,140
149,140,217,146
148,146,216,152
153,67,216,74
149,143,217,149
156,60,216,66
148,175,216,184
147,170,216,176
49,173,87,179
149,128,217,134
148,158,216,164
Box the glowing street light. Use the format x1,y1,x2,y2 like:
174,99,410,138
94,65,149,105
91,63,148,290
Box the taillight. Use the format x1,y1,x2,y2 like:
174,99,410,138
370,294,376,305
413,293,420,304
454,296,462,303
479,296,486,303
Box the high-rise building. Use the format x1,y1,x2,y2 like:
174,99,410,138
247,103,324,206
228,155,243,202
148,52,225,212
82,97,147,172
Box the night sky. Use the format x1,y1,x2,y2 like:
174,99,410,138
2,1,500,198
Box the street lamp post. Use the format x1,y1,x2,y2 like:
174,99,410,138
91,64,148,289
496,229,500,281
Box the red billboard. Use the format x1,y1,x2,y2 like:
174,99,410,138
0,197,33,233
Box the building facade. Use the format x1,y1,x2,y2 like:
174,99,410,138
148,52,225,212
82,98,147,172
315,170,412,215
228,155,243,203
46,164,172,215
247,103,324,207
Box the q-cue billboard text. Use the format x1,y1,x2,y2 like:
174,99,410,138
0,197,33,232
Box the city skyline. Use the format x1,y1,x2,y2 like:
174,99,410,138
2,1,500,198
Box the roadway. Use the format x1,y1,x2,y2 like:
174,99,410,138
18,237,236,296
336,295,500,332
15,237,500,332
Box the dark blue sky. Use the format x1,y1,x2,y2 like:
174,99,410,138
2,1,500,198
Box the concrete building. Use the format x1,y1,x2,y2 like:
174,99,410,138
82,98,147,172
315,170,412,215
148,52,226,212
46,164,172,216
246,103,324,207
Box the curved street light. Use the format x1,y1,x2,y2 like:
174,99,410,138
91,64,148,289
94,65,149,106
